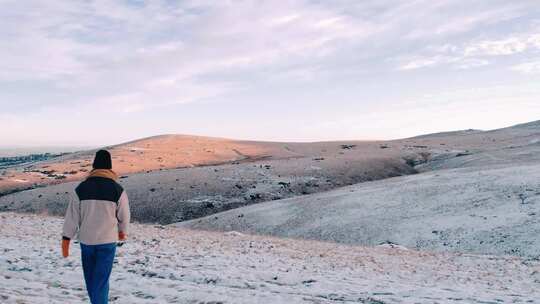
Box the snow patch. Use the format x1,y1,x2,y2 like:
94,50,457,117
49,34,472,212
1,212,538,303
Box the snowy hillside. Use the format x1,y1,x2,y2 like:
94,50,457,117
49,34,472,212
1,213,539,303
178,162,540,258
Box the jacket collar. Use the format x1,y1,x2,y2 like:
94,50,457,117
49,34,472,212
87,169,119,181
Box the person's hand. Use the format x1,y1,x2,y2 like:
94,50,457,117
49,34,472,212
62,239,70,258
118,231,127,241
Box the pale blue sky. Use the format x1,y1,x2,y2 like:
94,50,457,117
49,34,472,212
1,0,540,146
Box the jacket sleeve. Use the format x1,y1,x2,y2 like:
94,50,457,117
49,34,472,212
117,191,131,234
62,191,80,240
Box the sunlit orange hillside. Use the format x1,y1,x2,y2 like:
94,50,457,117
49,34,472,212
0,135,297,193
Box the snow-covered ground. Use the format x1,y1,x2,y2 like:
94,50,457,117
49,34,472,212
1,213,539,303
179,162,540,258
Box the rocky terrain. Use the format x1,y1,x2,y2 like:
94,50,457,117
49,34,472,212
1,213,539,304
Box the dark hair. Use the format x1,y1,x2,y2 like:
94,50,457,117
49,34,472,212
92,150,112,169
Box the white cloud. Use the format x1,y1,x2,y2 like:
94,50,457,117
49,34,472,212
1,0,540,146
398,31,540,71
455,58,490,70
1,0,536,88
402,4,522,39
464,37,528,56
267,14,301,26
1,0,383,113
511,60,540,74
399,56,447,70
528,34,540,49
398,55,488,71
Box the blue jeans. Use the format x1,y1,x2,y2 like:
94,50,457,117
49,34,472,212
80,243,117,304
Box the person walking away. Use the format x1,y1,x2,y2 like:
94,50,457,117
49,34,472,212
61,150,130,304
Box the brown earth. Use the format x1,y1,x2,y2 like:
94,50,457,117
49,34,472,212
0,135,295,195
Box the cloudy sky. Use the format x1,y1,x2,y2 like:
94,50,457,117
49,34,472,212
1,0,540,146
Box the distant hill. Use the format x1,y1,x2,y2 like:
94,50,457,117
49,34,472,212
0,146,90,158
406,129,483,139
2,119,540,234
171,119,540,258
508,120,540,129
0,135,296,194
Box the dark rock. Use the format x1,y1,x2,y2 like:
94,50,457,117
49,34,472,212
250,194,262,200
278,182,290,188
